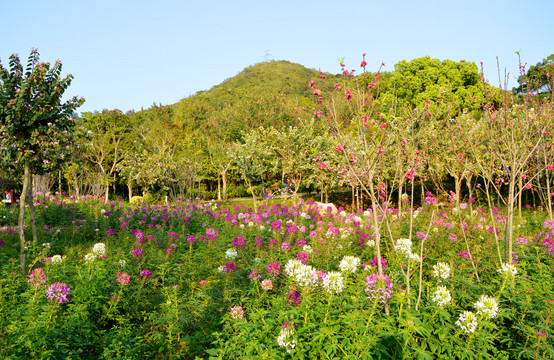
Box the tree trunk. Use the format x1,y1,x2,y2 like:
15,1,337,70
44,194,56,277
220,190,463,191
18,159,31,273
246,178,257,211
518,174,523,219
221,170,228,201
217,175,221,201
128,180,133,202
27,175,38,244
504,175,516,263
351,185,355,212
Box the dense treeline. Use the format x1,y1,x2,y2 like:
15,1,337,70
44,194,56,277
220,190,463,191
3,56,554,214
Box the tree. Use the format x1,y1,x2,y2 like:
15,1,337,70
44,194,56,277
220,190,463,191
392,56,484,117
514,54,554,95
0,49,84,272
81,110,133,202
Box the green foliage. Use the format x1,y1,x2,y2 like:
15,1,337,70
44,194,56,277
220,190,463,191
0,48,85,175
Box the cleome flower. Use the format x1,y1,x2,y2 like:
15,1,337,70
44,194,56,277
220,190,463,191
455,311,478,334
432,262,451,281
474,295,499,319
338,255,361,273
277,324,297,353
322,271,344,294
431,286,452,307
92,242,106,257
394,238,412,257
497,263,517,276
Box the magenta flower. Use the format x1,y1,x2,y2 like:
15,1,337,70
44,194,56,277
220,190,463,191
287,287,301,305
249,269,260,281
45,282,71,304
281,241,290,251
223,261,235,273
187,235,196,244
457,250,471,260
344,88,352,100
131,247,143,257
370,256,387,269
140,269,152,279
206,228,217,241
232,236,246,248
166,248,173,254
296,252,308,264
267,261,281,277
449,233,458,242
106,229,116,236
255,238,263,247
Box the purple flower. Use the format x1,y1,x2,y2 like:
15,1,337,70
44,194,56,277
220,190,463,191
223,261,235,273
166,248,173,254
106,229,116,236
370,256,387,269
416,231,428,240
295,239,307,247
267,261,281,277
271,220,282,230
232,236,246,248
187,235,196,244
287,287,301,305
45,282,71,304
131,247,143,257
457,250,471,260
269,238,277,248
449,233,458,242
281,241,290,251
206,228,217,240
140,269,152,279
365,273,393,304
255,238,263,247
296,252,308,264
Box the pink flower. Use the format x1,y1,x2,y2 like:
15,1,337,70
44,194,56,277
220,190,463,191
308,80,315,88
267,262,281,276
360,60,367,68
344,89,352,100
335,144,344,152
313,89,321,96
334,83,341,91
140,269,152,279
28,268,47,287
45,282,71,304
491,113,497,120
405,169,416,181
116,272,131,286
547,164,554,171
317,161,327,169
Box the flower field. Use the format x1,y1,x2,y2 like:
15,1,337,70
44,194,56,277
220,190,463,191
0,194,553,359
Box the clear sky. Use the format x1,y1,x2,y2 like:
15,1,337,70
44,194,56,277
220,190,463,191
2,0,553,114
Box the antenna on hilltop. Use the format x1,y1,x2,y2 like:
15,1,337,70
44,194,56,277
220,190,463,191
263,49,272,62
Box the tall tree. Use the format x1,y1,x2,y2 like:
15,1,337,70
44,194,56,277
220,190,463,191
0,49,84,272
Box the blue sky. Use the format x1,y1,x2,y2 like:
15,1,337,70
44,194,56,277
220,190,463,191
2,0,553,114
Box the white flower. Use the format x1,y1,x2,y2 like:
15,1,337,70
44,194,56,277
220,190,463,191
248,221,254,227
363,210,370,217
431,286,451,307
254,257,262,263
84,253,96,263
277,327,297,353
225,248,238,259
303,245,313,254
394,238,412,257
474,295,499,319
284,259,304,277
322,271,344,294
339,210,346,217
294,264,319,287
366,239,375,247
353,216,362,223
239,224,245,228
455,311,478,334
259,225,265,231
92,243,106,257
118,259,127,267
409,253,421,263
51,255,63,264
432,262,451,281
497,263,517,276
339,256,361,273
218,265,224,272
